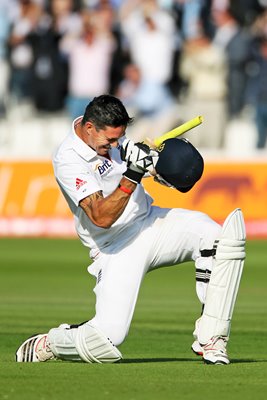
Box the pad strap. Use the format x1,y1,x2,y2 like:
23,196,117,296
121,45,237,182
200,249,216,257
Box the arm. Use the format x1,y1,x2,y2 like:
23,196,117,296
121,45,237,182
80,140,158,228
79,177,137,229
119,0,142,21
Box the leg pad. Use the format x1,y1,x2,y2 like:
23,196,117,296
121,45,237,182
198,208,246,344
75,323,122,363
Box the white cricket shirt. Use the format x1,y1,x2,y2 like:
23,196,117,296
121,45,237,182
53,118,153,258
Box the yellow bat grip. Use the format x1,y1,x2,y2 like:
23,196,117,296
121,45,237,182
153,115,203,148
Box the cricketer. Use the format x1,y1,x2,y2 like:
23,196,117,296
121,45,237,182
16,95,246,365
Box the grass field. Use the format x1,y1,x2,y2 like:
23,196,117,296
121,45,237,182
0,238,266,400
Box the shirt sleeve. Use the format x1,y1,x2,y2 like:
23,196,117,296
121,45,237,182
55,161,101,206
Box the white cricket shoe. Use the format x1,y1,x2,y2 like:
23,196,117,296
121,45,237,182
191,340,203,356
16,334,55,362
202,336,230,365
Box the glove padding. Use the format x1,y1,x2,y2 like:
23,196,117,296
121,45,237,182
121,139,159,174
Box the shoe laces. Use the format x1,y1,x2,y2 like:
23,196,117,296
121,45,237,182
203,336,228,353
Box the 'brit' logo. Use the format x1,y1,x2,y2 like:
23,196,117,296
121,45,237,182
95,159,113,176
76,178,87,190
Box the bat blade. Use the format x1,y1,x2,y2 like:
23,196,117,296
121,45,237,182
151,115,203,148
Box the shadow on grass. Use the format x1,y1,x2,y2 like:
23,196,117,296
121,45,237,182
231,358,267,364
122,358,266,364
122,358,201,363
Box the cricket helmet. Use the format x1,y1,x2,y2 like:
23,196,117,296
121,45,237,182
155,138,204,192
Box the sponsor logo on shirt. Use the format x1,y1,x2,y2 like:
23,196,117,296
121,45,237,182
76,178,87,190
95,159,113,176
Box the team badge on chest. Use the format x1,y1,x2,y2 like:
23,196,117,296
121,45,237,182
95,158,113,177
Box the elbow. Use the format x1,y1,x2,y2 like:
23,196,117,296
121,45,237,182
80,201,116,229
95,222,113,229
92,217,113,229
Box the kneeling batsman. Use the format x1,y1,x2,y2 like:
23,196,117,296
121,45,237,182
16,138,246,365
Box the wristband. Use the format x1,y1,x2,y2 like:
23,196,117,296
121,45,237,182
118,184,133,195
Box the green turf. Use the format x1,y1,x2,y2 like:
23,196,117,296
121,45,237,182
0,238,266,400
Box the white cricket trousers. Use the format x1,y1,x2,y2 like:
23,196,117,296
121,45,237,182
88,206,221,346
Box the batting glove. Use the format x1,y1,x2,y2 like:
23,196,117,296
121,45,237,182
121,139,159,172
121,139,159,184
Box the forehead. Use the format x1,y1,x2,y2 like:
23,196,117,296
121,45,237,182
99,125,126,138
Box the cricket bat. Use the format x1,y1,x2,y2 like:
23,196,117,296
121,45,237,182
146,115,203,148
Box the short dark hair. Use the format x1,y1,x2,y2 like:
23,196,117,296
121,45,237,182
81,95,133,130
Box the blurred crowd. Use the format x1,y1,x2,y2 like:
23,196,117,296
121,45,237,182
1,0,267,154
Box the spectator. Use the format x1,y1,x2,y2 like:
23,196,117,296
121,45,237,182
8,0,43,101
118,0,179,141
65,8,116,120
28,0,82,112
251,7,267,38
227,0,265,27
117,62,174,115
86,1,128,96
119,0,176,86
0,0,13,117
179,33,227,148
212,5,254,119
180,0,205,40
49,0,83,56
116,62,179,142
247,36,267,148
116,63,141,113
